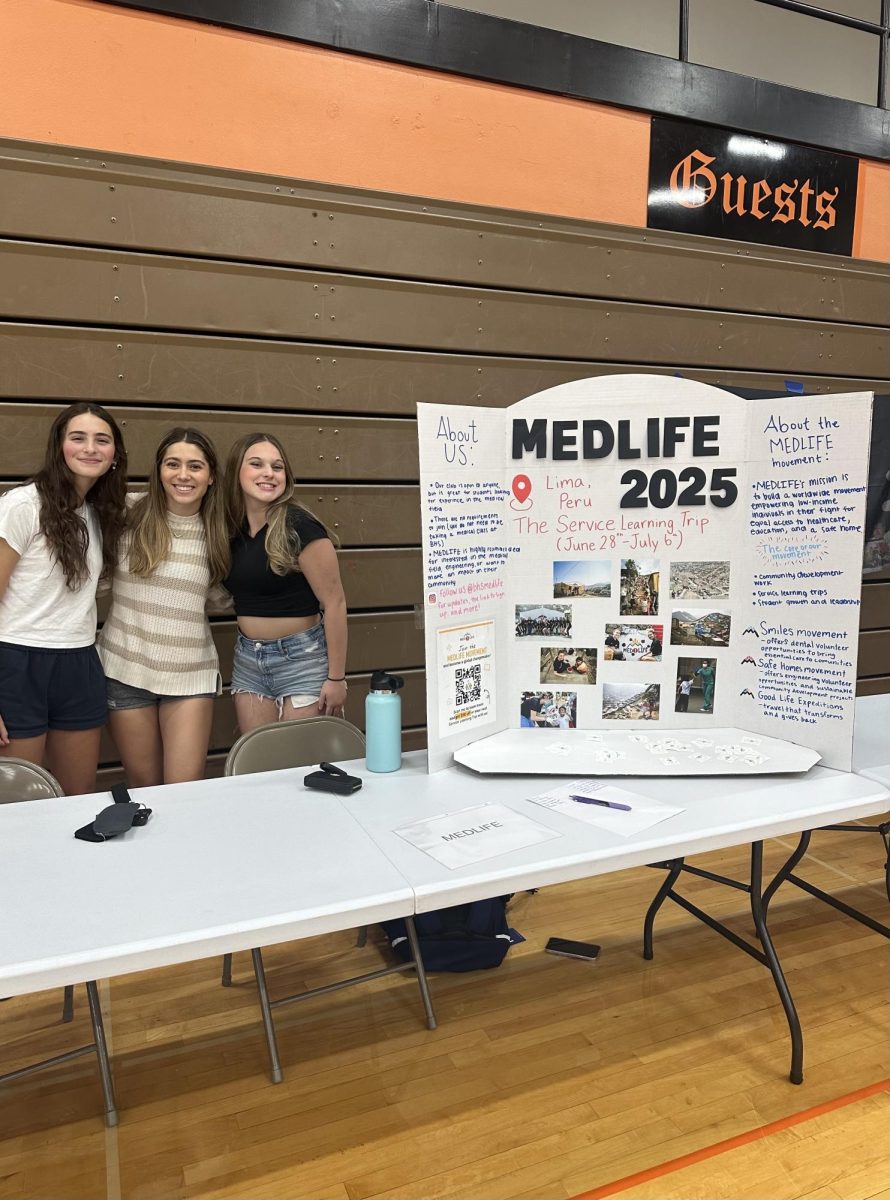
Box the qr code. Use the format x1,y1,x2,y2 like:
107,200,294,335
455,664,481,705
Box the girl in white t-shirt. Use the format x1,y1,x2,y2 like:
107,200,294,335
0,403,127,794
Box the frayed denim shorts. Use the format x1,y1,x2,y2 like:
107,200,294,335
231,620,329,709
106,678,216,710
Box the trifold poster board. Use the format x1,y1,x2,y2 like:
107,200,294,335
419,375,872,775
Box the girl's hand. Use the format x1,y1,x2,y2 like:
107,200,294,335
0,714,9,746
317,679,348,716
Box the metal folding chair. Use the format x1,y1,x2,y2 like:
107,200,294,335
0,758,118,1125
219,718,436,1082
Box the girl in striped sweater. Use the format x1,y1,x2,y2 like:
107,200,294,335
98,428,229,786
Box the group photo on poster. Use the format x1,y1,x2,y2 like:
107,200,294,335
515,604,573,638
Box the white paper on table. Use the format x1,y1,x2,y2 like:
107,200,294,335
527,779,683,837
394,803,560,869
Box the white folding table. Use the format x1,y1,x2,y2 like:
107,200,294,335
0,772,434,1125
2,749,887,1123
766,695,890,929
343,754,889,1086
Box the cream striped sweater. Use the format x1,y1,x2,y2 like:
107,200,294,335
98,509,221,696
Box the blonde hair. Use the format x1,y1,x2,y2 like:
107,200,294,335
127,428,230,585
225,432,336,575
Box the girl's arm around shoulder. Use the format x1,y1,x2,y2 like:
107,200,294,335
0,537,21,603
205,583,234,616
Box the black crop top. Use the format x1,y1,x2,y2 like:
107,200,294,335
224,507,330,618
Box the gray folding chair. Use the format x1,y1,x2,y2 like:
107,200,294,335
224,715,366,778
220,718,436,1083
0,758,118,1125
222,717,368,992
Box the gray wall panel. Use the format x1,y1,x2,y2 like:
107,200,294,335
2,325,887,414
2,150,887,320
0,243,887,375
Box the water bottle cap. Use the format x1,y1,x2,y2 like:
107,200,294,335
370,670,404,692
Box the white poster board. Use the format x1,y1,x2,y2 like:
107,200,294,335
419,376,871,774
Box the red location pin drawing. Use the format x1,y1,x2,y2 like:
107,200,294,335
511,474,532,507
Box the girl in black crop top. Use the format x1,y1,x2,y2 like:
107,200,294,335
223,433,348,733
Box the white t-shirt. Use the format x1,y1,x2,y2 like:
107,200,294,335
0,484,102,648
679,679,693,696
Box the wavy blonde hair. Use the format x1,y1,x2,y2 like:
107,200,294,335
127,428,230,585
225,433,335,576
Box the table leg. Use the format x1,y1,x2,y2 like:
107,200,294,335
762,831,811,919
404,916,438,1031
643,841,807,1084
62,984,75,1023
749,843,804,1085
85,981,119,1126
250,948,283,1084
643,858,684,960
765,829,890,938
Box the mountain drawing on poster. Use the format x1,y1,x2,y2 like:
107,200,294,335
417,374,872,775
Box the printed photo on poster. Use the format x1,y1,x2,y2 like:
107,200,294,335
669,561,730,599
604,623,663,662
515,603,573,639
620,559,660,616
670,607,731,647
520,690,577,729
553,560,611,598
675,657,717,713
603,682,661,721
436,621,496,738
540,647,597,684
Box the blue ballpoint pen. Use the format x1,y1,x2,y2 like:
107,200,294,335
569,794,632,812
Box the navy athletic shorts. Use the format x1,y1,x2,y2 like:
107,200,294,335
0,642,107,739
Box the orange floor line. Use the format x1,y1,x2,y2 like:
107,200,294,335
571,1078,890,1200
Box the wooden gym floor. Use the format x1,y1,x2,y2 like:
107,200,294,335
1,826,887,1200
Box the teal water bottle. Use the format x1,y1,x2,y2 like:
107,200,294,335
365,670,404,773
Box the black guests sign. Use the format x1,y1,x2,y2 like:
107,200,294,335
648,118,858,256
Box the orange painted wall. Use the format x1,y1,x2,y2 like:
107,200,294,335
0,0,886,261
0,0,648,228
854,160,890,263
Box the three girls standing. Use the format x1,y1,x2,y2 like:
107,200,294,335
0,410,347,793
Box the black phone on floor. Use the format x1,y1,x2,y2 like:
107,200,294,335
545,937,600,961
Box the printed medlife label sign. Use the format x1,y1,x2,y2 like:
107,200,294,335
395,804,559,869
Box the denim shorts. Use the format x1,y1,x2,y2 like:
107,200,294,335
231,621,329,708
106,677,216,710
0,641,106,739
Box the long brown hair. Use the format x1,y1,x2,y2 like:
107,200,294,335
127,428,230,585
224,432,336,576
33,403,127,588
